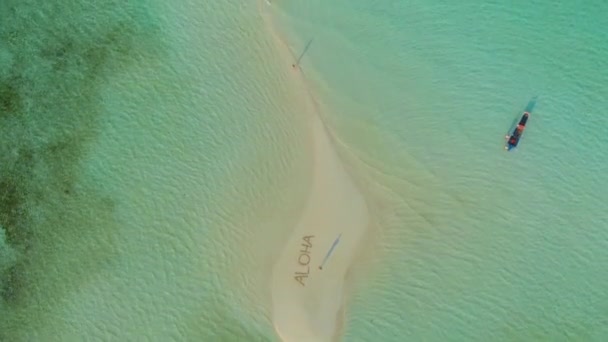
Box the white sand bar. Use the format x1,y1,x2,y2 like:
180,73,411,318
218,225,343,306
271,114,369,342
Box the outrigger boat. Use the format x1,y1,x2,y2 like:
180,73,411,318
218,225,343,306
505,112,529,150
505,97,536,151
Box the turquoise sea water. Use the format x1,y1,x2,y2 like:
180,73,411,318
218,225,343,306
1,0,607,341
1,1,305,340
272,0,608,340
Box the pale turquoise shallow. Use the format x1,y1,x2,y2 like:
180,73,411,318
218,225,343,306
274,0,608,340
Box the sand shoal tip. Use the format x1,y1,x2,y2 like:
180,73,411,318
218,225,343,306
271,115,369,342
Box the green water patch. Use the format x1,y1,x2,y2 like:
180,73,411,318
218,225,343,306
0,82,21,117
0,146,35,306
0,0,166,335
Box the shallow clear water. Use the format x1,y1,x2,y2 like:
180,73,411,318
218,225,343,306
271,0,608,340
1,0,607,341
1,0,306,340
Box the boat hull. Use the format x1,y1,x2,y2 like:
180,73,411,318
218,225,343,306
505,112,529,151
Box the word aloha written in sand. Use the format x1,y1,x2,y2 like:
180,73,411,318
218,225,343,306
294,235,314,286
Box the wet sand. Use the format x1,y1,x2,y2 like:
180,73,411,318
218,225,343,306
270,114,369,342
257,2,371,341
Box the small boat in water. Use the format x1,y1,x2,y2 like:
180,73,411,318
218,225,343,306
505,97,536,151
505,111,529,150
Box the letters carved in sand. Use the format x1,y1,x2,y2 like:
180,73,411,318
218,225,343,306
294,235,314,286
